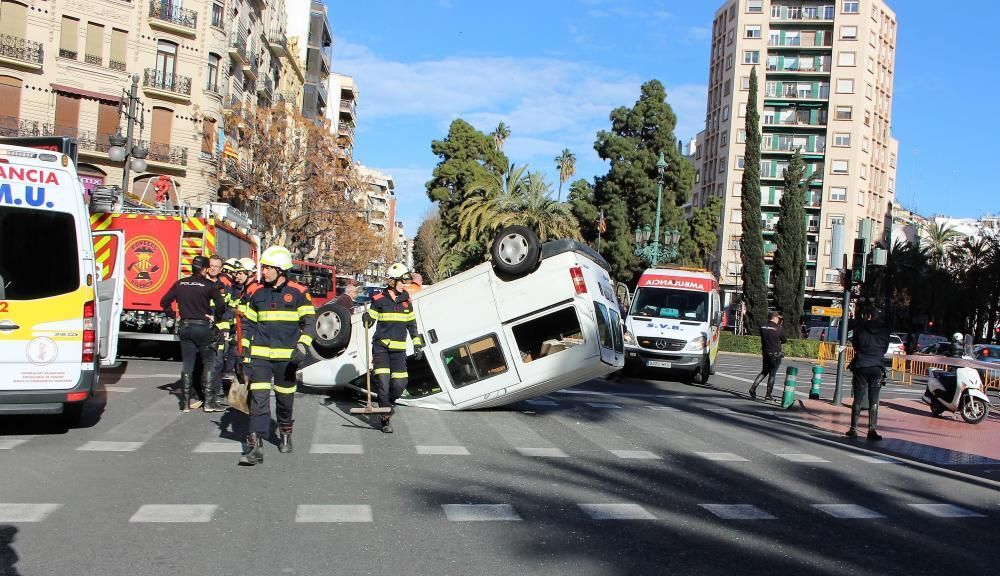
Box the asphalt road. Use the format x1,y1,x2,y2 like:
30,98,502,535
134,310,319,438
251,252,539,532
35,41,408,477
1,353,998,576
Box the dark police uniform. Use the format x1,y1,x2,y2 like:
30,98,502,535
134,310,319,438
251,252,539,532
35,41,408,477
161,270,226,411
749,319,787,400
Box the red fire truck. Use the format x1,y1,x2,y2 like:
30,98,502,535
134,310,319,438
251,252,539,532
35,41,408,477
288,259,337,307
89,200,258,341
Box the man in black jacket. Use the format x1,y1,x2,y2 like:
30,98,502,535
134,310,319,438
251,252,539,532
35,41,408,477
749,311,787,401
846,307,891,440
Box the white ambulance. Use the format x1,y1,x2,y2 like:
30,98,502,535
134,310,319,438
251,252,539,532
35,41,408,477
620,265,722,383
0,139,125,424
298,227,626,410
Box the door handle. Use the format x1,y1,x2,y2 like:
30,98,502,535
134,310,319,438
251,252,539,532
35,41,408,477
428,329,438,344
0,322,20,331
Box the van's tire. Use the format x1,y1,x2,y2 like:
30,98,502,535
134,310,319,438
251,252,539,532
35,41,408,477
313,301,352,353
693,356,711,385
60,402,85,427
490,225,541,277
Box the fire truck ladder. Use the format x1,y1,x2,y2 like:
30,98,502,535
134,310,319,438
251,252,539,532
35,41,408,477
180,210,209,276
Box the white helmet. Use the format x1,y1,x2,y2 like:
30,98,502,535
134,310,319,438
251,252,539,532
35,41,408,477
259,246,293,271
952,332,964,343
239,257,257,273
387,263,409,280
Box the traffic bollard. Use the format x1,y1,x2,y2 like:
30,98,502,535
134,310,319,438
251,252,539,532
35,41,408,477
809,365,824,400
782,366,798,410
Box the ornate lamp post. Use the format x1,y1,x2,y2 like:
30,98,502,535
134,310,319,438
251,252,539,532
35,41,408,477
633,151,679,265
107,74,149,195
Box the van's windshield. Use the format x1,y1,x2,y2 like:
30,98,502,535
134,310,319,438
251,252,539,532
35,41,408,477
629,287,708,322
0,206,79,300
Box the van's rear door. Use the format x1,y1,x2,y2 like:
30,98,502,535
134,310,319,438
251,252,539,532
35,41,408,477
93,230,125,366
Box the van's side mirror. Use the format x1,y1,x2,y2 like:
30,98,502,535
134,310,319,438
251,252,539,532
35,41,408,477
615,282,630,312
712,311,722,327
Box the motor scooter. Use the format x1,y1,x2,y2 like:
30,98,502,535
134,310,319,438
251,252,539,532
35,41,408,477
923,366,992,424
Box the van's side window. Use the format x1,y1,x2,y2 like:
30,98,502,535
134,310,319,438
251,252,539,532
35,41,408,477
511,306,583,363
441,334,508,388
593,302,613,350
608,308,624,353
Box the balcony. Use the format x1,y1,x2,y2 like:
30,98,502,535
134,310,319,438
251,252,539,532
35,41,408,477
110,59,126,72
763,141,826,155
216,154,244,186
59,48,77,60
243,56,259,82
339,98,356,119
267,28,288,57
767,33,832,49
0,33,44,69
138,139,188,168
317,81,328,105
85,53,103,66
763,110,828,129
764,86,830,101
256,76,273,100
143,68,192,102
275,91,299,107
228,32,248,64
766,63,831,75
770,6,835,23
148,1,198,37
74,129,117,158
0,117,45,137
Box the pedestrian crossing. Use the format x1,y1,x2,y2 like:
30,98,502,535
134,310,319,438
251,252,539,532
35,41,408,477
0,499,988,524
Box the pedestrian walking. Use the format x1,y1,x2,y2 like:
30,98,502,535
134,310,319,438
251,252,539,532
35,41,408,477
334,279,359,310
846,307,891,440
237,246,315,465
362,263,425,434
403,272,424,295
748,311,787,401
160,255,226,412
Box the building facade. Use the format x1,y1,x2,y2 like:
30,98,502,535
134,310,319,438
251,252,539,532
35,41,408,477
694,0,899,309
284,0,329,120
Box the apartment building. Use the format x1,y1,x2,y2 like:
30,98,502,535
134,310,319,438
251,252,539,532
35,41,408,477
284,0,330,120
0,0,305,207
327,71,356,157
693,0,899,309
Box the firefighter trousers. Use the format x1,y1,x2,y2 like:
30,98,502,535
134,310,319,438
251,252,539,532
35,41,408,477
212,331,237,392
248,359,297,438
373,344,407,409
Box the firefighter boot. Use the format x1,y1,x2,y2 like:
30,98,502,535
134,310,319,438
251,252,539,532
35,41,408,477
381,415,393,434
179,373,194,412
238,433,263,466
278,427,293,454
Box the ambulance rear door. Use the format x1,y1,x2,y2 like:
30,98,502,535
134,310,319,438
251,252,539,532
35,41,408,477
93,230,125,366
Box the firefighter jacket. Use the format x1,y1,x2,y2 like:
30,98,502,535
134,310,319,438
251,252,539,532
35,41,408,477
241,278,316,360
214,275,239,332
367,289,423,351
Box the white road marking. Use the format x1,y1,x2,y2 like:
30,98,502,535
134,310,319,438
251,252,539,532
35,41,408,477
310,444,364,454
578,503,656,520
77,441,144,452
442,504,521,522
193,441,242,453
515,447,568,458
0,437,32,450
813,504,885,519
850,454,900,464
416,445,470,455
644,405,680,412
700,504,776,520
295,505,373,523
0,503,61,522
776,453,830,463
103,387,136,393
129,504,218,523
696,452,749,462
610,450,662,460
908,503,985,518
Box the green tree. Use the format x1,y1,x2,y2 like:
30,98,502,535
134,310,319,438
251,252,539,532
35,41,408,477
412,210,443,284
554,148,576,203
740,66,768,330
688,195,722,268
772,150,807,330
492,121,511,151
591,79,695,281
567,178,599,245
923,221,960,270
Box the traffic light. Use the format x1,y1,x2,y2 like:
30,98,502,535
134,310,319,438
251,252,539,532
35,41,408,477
851,238,867,284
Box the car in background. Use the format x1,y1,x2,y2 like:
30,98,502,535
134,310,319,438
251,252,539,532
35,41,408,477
917,342,952,356
974,345,1000,364
884,334,905,359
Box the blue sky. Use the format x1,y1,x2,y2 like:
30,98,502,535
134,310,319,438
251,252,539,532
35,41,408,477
328,0,1000,236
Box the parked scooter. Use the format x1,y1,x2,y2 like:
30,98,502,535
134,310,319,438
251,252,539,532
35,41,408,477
923,366,992,424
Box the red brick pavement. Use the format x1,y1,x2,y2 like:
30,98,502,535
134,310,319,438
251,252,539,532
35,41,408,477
786,396,1000,462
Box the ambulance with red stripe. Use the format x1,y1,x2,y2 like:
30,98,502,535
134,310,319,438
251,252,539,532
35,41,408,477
0,139,125,424
622,265,722,383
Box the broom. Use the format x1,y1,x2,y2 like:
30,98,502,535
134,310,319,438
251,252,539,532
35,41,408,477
350,305,391,415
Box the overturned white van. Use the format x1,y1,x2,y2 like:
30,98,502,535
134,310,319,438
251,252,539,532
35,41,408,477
297,227,625,410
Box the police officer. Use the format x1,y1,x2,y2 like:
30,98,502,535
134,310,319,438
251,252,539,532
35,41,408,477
238,246,315,465
363,263,425,434
846,307,891,441
748,311,787,401
160,255,226,412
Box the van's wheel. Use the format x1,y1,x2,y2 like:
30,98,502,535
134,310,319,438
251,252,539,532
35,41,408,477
60,402,85,427
490,225,541,277
960,397,989,424
693,356,711,384
312,301,352,356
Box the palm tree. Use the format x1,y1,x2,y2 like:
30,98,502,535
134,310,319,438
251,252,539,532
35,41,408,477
492,122,511,151
509,183,581,241
458,162,530,244
922,221,961,270
554,148,576,203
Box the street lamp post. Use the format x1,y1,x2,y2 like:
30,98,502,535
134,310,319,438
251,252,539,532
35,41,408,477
107,74,148,197
633,151,679,265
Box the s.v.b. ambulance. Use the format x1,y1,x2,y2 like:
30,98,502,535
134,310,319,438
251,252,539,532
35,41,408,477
0,139,125,424
621,266,722,382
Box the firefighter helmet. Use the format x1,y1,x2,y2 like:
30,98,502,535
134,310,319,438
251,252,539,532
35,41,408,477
239,257,256,273
223,258,240,273
260,246,293,271
387,263,409,280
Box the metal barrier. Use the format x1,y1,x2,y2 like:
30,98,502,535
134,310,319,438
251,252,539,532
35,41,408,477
884,353,999,390
817,341,853,366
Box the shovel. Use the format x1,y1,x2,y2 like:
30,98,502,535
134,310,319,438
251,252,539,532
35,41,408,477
351,305,391,416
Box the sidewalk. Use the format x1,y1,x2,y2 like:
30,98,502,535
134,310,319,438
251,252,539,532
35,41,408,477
781,395,1000,467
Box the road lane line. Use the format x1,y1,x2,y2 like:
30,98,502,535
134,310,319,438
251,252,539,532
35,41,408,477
484,412,566,457
77,394,183,452
700,504,776,520
696,452,749,462
578,503,656,520
415,445,470,455
775,453,830,463
813,504,884,519
442,504,521,522
0,503,61,522
309,401,364,455
908,503,985,518
0,437,33,450
129,504,218,523
295,505,373,523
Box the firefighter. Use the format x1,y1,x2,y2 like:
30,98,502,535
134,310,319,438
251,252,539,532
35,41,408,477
209,258,242,407
362,263,425,434
160,255,226,412
238,246,315,465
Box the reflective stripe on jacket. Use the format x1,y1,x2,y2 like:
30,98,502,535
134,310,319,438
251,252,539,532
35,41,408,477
367,288,422,351
243,279,316,359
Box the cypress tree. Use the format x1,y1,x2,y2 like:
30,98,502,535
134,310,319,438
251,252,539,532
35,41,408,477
740,67,768,329
773,149,807,332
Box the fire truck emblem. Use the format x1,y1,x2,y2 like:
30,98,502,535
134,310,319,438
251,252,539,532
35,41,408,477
125,235,169,295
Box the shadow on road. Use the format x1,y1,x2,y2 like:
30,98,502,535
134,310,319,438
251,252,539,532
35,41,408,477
0,525,21,576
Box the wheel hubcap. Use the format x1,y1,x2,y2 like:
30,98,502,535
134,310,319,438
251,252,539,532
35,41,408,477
315,310,342,341
498,233,528,265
